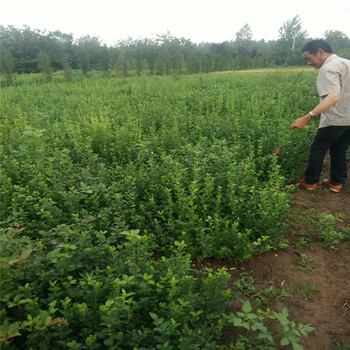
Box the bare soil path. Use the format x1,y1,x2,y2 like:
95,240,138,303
236,190,350,349
211,158,350,349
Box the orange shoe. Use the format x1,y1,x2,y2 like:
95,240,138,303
322,179,343,193
297,179,318,191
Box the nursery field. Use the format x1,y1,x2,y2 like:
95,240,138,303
0,68,319,258
2,68,348,349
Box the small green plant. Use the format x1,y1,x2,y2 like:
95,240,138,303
296,236,309,249
298,283,319,301
274,307,315,349
298,253,312,264
291,253,312,273
225,300,275,347
336,342,350,350
233,273,290,306
225,301,315,349
340,225,350,240
313,213,345,250
291,265,312,274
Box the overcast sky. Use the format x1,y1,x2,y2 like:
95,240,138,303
1,0,349,45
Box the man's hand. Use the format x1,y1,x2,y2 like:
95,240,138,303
290,114,312,129
290,92,340,129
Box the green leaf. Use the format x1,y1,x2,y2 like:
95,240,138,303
247,313,258,320
20,248,34,260
267,334,274,343
23,129,34,136
303,325,316,333
242,322,250,330
289,334,301,343
233,318,242,327
281,337,289,346
6,258,22,265
19,143,28,150
44,316,52,326
242,300,252,313
292,343,304,350
149,312,158,321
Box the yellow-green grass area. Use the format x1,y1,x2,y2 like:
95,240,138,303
209,66,315,76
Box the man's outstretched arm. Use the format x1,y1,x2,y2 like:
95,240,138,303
290,92,341,129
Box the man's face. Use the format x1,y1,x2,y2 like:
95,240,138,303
303,50,326,69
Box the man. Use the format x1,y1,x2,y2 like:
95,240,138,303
291,40,350,193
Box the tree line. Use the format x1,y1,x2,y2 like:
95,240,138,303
1,15,350,85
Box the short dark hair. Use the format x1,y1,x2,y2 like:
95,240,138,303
301,40,333,55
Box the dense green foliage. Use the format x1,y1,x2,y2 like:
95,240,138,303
0,69,319,348
1,226,231,349
1,69,318,257
1,23,350,81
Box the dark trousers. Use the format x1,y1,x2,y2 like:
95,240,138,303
305,126,350,185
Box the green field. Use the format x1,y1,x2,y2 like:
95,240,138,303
1,69,319,348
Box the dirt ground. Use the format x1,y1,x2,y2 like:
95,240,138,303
201,157,350,349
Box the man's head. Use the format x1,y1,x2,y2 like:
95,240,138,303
301,40,333,69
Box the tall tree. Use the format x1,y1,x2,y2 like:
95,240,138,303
233,24,254,70
155,31,174,75
278,15,307,51
324,30,350,50
0,25,42,73
44,30,74,70
0,44,15,86
135,46,144,76
62,53,73,81
235,24,253,42
115,51,128,78
37,51,53,81
99,45,110,74
76,35,102,75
